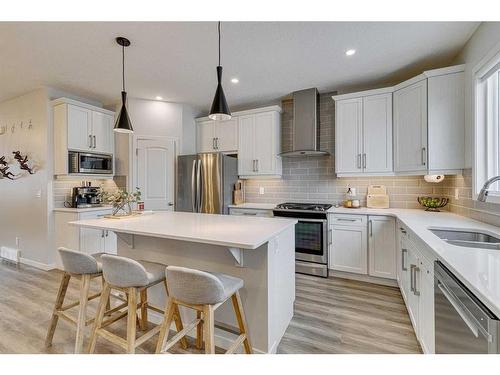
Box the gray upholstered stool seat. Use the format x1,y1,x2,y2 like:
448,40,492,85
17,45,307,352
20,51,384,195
157,266,252,354
100,254,166,288
166,266,244,305
58,247,105,275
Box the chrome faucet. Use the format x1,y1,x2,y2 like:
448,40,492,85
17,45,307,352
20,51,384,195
478,175,500,202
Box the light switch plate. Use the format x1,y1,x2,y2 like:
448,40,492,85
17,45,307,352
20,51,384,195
259,187,265,195
455,188,459,200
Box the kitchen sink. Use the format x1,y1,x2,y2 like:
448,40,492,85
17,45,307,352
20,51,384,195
429,228,500,249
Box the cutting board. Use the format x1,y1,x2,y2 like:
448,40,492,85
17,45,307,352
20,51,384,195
367,185,390,209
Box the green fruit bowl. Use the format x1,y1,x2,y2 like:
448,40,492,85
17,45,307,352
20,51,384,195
417,196,449,212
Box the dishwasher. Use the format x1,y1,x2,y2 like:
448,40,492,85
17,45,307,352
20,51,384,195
435,261,500,353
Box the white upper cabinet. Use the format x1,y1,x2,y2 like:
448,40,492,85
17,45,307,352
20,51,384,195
393,79,428,173
92,111,114,154
335,98,363,174
394,65,465,175
334,64,464,177
67,105,92,151
333,89,393,176
427,70,465,172
237,108,282,178
196,120,216,153
196,118,238,153
197,106,282,178
53,98,115,175
363,94,393,173
215,118,238,152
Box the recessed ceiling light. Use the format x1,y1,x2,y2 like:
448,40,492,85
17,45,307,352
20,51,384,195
345,49,356,56
231,78,239,84
155,96,163,100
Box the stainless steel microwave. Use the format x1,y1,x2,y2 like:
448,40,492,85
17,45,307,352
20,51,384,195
68,151,113,175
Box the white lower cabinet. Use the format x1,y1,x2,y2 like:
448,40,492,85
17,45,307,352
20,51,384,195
397,222,435,354
54,209,117,269
330,222,368,274
368,216,396,279
330,214,395,280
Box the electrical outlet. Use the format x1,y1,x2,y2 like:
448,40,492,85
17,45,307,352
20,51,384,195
455,188,459,200
259,187,265,195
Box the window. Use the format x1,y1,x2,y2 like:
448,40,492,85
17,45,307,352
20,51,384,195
474,47,500,201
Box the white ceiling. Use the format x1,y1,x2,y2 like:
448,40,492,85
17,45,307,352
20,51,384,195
0,22,479,112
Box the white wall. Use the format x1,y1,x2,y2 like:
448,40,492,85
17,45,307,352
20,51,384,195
453,22,500,168
114,98,197,186
0,88,53,267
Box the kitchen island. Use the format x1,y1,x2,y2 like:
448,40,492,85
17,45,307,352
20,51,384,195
70,211,297,353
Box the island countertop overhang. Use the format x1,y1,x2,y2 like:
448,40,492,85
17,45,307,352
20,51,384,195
69,211,297,250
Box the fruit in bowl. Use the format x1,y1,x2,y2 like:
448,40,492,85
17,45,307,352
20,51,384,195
417,196,449,212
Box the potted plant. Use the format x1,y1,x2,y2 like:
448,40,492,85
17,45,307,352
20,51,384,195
100,187,142,217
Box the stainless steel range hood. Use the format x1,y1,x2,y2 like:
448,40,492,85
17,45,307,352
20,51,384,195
280,88,329,157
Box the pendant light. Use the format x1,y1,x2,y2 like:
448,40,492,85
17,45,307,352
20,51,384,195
209,22,231,120
114,36,134,133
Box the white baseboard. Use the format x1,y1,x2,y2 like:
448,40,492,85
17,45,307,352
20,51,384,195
19,257,56,271
329,269,398,287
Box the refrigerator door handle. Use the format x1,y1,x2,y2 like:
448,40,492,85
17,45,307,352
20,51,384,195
196,159,202,212
191,160,197,212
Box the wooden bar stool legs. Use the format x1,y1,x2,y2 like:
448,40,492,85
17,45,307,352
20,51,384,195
156,290,252,355
45,272,105,353
88,280,188,354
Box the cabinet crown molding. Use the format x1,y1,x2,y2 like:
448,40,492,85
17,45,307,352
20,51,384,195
51,97,115,116
196,105,282,122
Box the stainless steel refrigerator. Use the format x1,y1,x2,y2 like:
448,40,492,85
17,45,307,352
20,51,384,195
176,153,238,214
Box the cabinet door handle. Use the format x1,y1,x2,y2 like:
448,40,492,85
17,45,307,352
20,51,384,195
328,229,332,245
105,230,109,237
399,227,407,234
410,264,415,292
101,230,105,238
256,159,259,172
336,218,357,222
93,135,96,149
362,153,367,169
357,154,361,169
242,212,257,216
369,220,373,237
89,135,92,148
252,160,255,172
212,138,216,150
216,137,219,150
401,249,407,271
421,147,426,166
414,266,421,296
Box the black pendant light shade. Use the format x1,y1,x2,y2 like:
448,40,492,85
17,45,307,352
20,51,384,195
209,22,231,121
114,37,134,133
114,91,133,133
209,66,231,120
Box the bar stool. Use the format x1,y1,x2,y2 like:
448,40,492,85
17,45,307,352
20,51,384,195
45,247,124,353
88,254,187,354
156,266,253,354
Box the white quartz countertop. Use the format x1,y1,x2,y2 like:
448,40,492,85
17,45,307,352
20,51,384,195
53,206,114,213
329,207,500,317
228,203,277,210
69,211,297,250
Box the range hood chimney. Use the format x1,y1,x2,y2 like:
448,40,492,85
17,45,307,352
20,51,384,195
280,88,329,157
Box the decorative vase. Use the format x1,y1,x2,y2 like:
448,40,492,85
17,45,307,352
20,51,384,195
112,201,133,216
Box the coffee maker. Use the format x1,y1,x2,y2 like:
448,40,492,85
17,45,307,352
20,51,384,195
71,186,102,208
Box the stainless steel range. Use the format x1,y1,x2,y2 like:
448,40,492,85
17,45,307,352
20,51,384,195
273,202,332,277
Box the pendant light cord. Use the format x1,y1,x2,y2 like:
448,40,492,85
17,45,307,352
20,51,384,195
218,21,221,66
122,44,126,92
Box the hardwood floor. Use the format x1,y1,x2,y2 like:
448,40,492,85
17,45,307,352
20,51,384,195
0,262,421,354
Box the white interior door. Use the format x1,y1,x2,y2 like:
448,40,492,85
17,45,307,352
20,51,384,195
135,137,176,211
